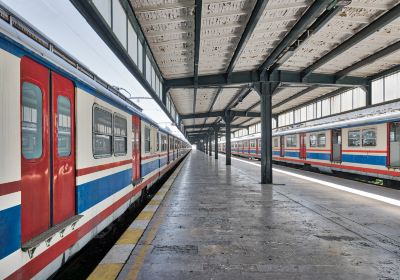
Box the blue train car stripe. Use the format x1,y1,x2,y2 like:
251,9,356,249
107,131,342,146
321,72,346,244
76,169,132,213
0,205,21,259
306,152,331,161
285,151,299,158
273,151,280,156
342,154,386,166
160,157,168,167
141,159,159,177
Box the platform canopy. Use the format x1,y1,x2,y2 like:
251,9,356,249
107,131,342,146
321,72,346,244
72,0,400,137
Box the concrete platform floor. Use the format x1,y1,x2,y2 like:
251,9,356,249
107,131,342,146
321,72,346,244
118,150,400,280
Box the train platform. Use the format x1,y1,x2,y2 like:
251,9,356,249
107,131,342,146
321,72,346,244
104,150,400,280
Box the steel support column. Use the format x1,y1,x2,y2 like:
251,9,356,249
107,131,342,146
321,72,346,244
225,111,233,166
209,134,212,156
214,127,219,159
260,82,273,184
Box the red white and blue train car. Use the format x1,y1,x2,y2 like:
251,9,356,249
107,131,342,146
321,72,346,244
0,6,190,279
220,106,400,182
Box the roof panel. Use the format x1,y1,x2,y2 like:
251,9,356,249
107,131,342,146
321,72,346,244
130,0,195,79
199,0,256,75
279,0,399,73
170,88,194,115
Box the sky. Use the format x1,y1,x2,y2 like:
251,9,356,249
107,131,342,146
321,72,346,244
2,0,185,139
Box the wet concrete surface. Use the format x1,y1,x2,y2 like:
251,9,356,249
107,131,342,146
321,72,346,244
118,150,400,279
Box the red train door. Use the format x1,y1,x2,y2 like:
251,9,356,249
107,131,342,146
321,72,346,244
132,115,141,182
21,57,51,242
21,58,77,242
52,72,75,225
280,136,285,157
299,133,306,159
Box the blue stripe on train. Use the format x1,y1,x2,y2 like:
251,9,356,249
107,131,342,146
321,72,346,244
76,169,132,213
273,151,280,156
285,151,299,158
160,157,168,167
141,159,159,177
307,152,331,161
342,154,386,166
0,205,21,259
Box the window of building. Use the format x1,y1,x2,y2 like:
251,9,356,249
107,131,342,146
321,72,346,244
112,0,127,49
128,22,138,65
144,127,151,153
93,105,113,157
348,130,361,147
22,82,43,159
362,128,376,147
286,135,297,147
57,96,71,157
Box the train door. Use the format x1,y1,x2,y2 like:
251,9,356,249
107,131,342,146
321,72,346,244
389,122,400,167
51,72,75,225
331,129,342,162
132,115,141,182
280,136,285,157
299,133,307,159
21,57,76,242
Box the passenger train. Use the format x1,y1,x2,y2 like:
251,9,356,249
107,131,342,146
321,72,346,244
219,104,400,184
0,5,190,279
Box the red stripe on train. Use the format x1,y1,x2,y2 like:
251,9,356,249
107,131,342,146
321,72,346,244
76,160,132,176
0,181,21,196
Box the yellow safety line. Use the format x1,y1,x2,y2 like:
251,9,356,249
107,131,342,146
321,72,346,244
126,159,188,280
88,154,189,280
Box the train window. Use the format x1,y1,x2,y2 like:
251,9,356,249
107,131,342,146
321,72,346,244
362,128,376,147
348,130,361,147
310,134,317,147
157,132,160,151
57,96,71,157
114,114,127,156
21,82,43,159
250,140,256,148
144,127,151,153
317,133,326,147
286,135,297,147
93,105,112,157
273,138,279,147
161,135,167,151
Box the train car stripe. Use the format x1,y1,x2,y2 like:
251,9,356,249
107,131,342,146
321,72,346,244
77,169,133,213
77,160,132,176
0,205,21,260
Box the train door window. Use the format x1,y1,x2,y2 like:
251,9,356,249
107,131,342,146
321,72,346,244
93,105,112,157
390,123,400,167
348,130,361,147
22,82,43,159
144,127,151,153
57,96,71,156
114,114,127,156
317,133,326,147
362,128,376,147
250,140,256,148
